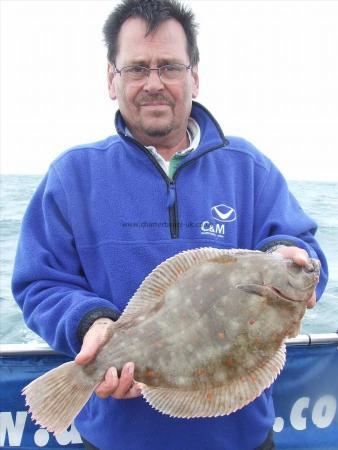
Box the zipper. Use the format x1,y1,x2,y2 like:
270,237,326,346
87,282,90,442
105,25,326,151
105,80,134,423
165,143,228,238
167,181,178,238
121,134,227,239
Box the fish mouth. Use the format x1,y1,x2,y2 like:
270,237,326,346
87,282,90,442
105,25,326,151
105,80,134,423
237,283,312,303
264,285,302,303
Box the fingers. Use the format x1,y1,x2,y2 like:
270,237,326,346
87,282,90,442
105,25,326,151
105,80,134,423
95,362,144,400
291,251,309,267
75,318,114,366
272,246,318,308
307,292,317,309
95,367,120,398
272,245,317,272
127,383,145,399
272,245,309,265
75,319,143,401
113,362,135,399
75,337,102,365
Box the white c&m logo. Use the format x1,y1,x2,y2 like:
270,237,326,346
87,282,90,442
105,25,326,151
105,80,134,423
201,204,236,238
211,204,236,223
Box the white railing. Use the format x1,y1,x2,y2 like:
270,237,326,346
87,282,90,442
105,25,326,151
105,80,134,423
286,333,338,346
0,333,337,355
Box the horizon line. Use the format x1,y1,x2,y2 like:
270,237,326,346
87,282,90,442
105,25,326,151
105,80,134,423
1,173,338,184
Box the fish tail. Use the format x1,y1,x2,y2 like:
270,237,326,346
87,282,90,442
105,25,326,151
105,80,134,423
22,361,98,434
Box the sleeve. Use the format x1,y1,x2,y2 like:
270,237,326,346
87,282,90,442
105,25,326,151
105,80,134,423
11,166,121,357
253,161,328,300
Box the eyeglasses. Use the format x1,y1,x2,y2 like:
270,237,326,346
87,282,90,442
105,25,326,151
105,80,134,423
114,63,192,84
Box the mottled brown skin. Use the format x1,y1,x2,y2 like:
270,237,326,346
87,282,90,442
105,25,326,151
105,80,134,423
22,250,320,433
85,253,319,391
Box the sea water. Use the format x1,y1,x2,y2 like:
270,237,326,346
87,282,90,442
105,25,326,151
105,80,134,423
0,175,337,344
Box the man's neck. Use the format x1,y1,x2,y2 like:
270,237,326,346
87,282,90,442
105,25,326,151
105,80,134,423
151,133,190,161
129,129,190,161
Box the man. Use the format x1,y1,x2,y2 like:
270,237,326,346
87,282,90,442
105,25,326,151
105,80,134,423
12,1,327,449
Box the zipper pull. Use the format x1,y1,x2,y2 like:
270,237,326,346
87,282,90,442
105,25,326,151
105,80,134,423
167,182,176,208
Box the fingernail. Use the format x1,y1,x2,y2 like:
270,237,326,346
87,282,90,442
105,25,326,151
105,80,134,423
127,362,134,374
136,386,143,395
111,367,117,379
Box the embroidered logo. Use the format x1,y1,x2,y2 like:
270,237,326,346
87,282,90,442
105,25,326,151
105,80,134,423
211,204,237,223
200,203,236,238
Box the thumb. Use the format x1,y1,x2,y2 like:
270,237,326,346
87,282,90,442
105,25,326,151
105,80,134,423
75,330,105,366
292,252,309,266
75,343,98,365
75,317,115,365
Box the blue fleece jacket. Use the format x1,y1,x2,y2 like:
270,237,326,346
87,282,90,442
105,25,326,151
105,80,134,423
12,102,328,450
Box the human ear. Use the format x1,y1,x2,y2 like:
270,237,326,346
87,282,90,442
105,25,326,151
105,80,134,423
107,63,117,100
191,66,199,99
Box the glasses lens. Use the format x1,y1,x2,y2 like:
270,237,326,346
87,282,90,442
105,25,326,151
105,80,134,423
160,64,187,83
119,64,189,84
122,66,148,82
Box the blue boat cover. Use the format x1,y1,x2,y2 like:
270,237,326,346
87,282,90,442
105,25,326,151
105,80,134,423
1,344,337,449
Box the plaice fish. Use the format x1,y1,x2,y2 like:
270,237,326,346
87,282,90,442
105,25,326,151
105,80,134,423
22,247,320,433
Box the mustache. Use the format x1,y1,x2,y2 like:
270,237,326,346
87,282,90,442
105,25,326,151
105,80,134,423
137,94,174,107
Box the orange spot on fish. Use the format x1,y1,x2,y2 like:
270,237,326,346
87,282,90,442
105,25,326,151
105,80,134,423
195,368,207,377
272,333,281,343
206,391,214,401
218,331,225,340
224,358,235,368
145,369,155,378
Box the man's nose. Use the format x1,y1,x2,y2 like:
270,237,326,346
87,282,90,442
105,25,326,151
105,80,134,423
143,69,164,90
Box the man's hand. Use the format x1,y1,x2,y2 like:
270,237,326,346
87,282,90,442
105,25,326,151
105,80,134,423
75,318,143,399
271,245,318,309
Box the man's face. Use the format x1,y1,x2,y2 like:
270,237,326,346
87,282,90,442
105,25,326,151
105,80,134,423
108,18,199,146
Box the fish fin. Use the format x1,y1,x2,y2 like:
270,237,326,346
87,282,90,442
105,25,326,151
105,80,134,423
22,361,98,434
118,247,249,325
236,284,265,296
141,344,286,418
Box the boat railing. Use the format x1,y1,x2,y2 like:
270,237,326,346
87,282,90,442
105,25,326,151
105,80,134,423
1,333,337,355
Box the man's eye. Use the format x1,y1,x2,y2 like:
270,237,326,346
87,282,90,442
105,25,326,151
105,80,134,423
128,66,146,74
164,65,180,72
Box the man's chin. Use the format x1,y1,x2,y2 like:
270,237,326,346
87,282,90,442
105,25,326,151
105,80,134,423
144,127,173,138
141,122,174,138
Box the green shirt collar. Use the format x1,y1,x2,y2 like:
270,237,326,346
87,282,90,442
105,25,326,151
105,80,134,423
125,118,201,179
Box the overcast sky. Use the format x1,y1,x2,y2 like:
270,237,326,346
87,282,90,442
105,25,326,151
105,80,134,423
1,0,338,181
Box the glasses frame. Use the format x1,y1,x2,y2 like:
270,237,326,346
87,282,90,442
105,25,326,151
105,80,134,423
113,63,192,84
